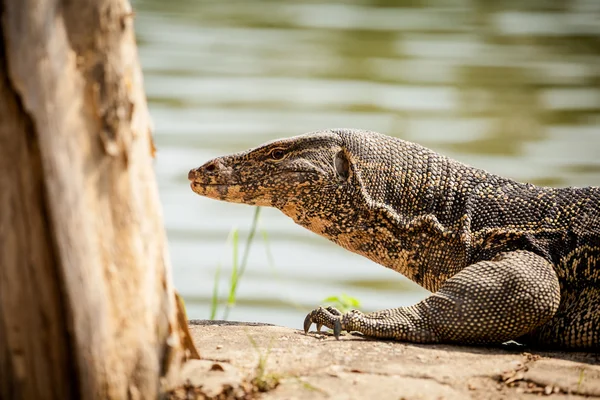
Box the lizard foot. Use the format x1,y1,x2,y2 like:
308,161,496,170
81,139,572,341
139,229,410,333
303,306,363,339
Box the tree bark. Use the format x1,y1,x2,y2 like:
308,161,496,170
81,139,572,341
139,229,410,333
0,0,191,398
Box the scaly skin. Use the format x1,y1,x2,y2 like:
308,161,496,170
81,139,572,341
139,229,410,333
188,129,600,350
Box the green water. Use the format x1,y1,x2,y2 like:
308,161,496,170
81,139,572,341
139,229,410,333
132,0,600,327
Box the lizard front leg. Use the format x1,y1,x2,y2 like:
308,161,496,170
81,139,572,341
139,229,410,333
304,250,561,344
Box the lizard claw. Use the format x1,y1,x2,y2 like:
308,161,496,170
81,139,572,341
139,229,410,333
303,313,313,334
333,319,342,340
303,306,346,337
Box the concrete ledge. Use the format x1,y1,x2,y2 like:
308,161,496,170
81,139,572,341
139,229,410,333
167,321,600,399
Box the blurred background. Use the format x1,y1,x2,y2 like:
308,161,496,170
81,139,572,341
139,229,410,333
131,0,600,328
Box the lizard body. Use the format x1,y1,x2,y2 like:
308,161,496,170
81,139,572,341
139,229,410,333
188,129,600,350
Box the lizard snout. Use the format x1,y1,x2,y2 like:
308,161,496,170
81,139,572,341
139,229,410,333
188,160,219,181
187,168,199,181
188,158,234,185
188,157,249,202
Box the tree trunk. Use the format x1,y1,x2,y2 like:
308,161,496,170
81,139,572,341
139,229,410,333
0,0,192,398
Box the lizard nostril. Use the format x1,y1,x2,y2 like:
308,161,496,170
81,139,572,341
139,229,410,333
205,163,217,173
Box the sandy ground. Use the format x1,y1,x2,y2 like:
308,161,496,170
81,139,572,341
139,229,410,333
165,320,600,399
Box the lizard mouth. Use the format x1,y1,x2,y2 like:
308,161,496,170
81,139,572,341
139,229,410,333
189,170,321,201
189,170,319,188
191,181,235,188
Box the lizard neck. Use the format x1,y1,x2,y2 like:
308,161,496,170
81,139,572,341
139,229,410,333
282,131,514,291
284,198,472,292
276,135,503,291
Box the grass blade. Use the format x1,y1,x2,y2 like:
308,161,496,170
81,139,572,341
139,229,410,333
238,207,261,280
222,228,240,320
209,261,222,320
222,207,261,320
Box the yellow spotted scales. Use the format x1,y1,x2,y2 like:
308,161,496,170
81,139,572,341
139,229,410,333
188,129,600,350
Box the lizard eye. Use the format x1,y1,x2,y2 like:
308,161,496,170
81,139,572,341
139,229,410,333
269,148,285,161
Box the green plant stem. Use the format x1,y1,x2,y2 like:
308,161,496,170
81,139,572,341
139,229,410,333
238,207,261,280
209,261,222,320
222,206,261,320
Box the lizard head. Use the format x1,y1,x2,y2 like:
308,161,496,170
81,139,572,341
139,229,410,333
188,130,361,222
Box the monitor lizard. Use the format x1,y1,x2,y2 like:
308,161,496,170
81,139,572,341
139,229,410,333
188,129,600,350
